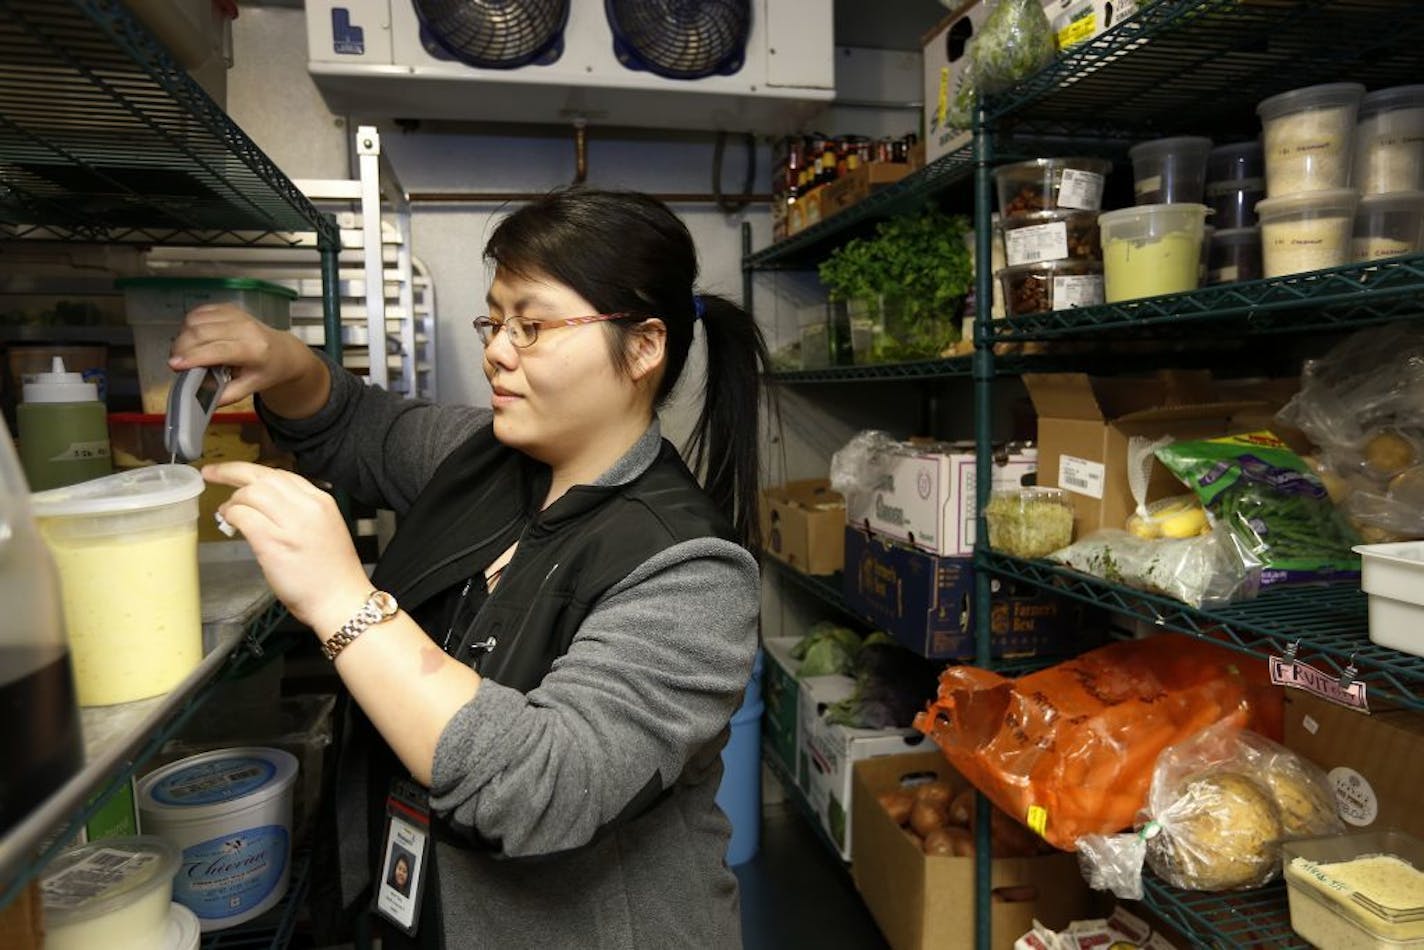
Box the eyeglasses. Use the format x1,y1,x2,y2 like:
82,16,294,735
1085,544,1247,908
472,312,640,349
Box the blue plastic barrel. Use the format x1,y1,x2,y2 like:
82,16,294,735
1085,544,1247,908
716,649,765,866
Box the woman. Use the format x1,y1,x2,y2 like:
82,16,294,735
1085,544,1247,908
170,188,768,948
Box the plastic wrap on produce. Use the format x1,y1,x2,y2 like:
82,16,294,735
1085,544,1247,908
1077,721,1343,900
974,0,1057,94
912,635,1283,852
829,430,901,518
1279,322,1424,542
1050,525,1261,607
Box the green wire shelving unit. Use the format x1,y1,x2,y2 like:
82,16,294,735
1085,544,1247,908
746,1,1424,947
0,1,342,941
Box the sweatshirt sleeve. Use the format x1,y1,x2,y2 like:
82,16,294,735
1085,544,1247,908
426,537,760,858
257,351,491,514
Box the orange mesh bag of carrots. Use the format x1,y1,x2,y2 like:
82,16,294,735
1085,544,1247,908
912,634,1281,851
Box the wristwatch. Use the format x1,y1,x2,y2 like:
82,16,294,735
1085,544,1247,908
321,589,399,661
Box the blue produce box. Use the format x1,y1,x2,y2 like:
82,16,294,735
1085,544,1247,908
841,526,1080,660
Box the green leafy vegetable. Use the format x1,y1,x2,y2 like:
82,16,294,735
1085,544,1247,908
974,0,1057,95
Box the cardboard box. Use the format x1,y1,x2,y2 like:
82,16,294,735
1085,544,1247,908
760,479,846,575
844,441,1037,557
842,527,1085,660
787,188,824,235
1041,0,1141,51
762,637,802,771
798,674,926,860
821,146,927,218
1283,691,1424,841
1023,372,1268,538
853,752,1096,950
923,2,988,165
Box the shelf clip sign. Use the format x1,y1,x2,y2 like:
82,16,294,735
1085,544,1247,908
1269,640,1369,712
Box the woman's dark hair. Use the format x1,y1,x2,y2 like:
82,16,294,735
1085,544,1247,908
484,187,770,551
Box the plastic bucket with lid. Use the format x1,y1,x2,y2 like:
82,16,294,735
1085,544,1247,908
1129,136,1213,204
1355,84,1424,195
31,465,204,706
1258,82,1365,195
1098,203,1209,302
166,903,201,950
41,835,180,950
1256,189,1359,278
1352,191,1424,263
716,651,764,866
1206,141,1266,229
138,747,299,931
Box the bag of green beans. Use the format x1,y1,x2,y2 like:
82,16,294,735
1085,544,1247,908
1155,431,1360,588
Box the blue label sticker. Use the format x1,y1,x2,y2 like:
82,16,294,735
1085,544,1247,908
332,8,365,55
174,825,288,920
153,757,276,806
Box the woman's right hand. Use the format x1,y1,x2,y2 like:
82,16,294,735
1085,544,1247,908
168,303,329,417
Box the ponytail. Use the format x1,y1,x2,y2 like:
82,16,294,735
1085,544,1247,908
685,293,772,553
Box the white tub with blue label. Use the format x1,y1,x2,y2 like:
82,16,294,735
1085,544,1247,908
137,746,298,931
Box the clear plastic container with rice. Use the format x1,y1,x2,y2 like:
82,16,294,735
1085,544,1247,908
1000,209,1102,266
1207,227,1264,284
1353,192,1424,263
1258,82,1365,195
1284,829,1424,950
985,487,1074,558
1206,141,1267,229
1098,203,1208,302
993,157,1113,217
115,277,296,415
998,259,1104,316
31,465,205,706
40,836,180,950
1355,85,1424,196
1129,136,1213,204
1257,189,1359,277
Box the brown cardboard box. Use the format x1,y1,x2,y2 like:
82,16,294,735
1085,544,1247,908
852,751,1096,950
1023,372,1269,538
759,479,845,575
0,882,42,950
923,2,988,165
1283,691,1424,841
787,188,824,235
821,146,926,219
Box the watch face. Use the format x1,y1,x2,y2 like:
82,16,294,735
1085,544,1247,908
372,590,399,616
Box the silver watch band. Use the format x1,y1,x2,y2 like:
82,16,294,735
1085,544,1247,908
321,589,399,661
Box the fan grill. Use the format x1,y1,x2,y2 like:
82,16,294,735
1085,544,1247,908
606,0,750,80
415,0,570,68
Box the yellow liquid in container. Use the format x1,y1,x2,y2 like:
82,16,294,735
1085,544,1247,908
41,522,202,706
1103,232,1201,302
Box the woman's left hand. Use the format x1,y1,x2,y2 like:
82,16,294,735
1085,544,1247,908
203,462,371,632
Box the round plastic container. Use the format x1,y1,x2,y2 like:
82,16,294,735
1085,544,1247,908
985,487,1074,558
1256,189,1360,277
1207,140,1265,185
31,465,204,706
1353,191,1424,263
1199,225,1215,285
138,747,299,931
166,903,201,950
1207,228,1264,285
1129,136,1213,204
1355,85,1424,195
1098,203,1209,302
998,260,1104,316
993,157,1113,217
716,651,763,867
41,836,180,950
1258,82,1365,195
1000,209,1101,266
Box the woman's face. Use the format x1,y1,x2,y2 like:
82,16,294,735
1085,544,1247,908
482,267,642,465
394,857,409,888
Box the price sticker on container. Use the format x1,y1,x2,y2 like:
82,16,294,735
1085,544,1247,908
1057,168,1105,210
1006,221,1070,267
1052,275,1105,309
1057,455,1105,499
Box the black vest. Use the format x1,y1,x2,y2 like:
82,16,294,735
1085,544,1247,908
369,424,737,689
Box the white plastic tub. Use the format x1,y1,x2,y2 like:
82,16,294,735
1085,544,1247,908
1129,136,1213,204
1354,541,1424,657
31,466,205,706
167,903,201,950
1356,85,1424,195
1098,203,1208,302
1257,189,1360,277
1258,82,1365,195
1353,192,1424,263
138,747,299,931
41,836,179,950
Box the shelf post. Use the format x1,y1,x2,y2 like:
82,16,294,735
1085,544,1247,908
971,98,996,950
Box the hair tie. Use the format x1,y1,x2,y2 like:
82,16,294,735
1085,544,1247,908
692,294,706,322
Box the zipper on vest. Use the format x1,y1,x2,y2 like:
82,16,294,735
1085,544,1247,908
395,511,524,602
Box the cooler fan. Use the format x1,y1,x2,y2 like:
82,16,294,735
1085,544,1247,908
605,0,750,80
414,0,570,69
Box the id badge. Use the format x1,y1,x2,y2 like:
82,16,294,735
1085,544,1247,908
374,777,432,936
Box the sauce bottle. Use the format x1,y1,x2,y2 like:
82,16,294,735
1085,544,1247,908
18,357,111,491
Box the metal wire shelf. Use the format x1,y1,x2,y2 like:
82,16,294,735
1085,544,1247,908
980,551,1424,710
1141,878,1306,949
992,255,1424,340
988,0,1424,135
0,0,339,246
